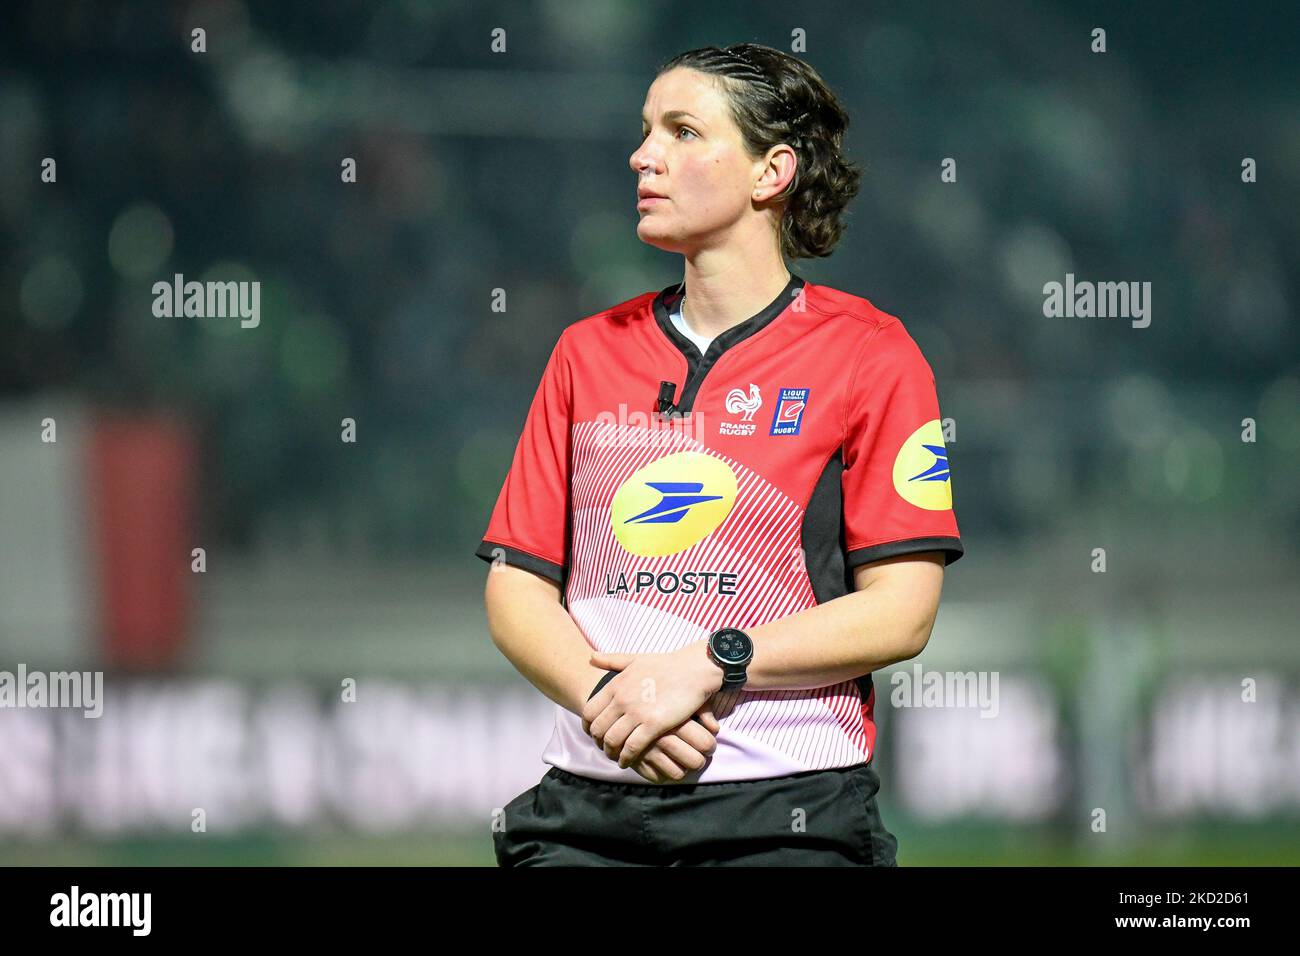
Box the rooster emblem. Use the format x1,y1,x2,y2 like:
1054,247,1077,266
724,383,763,422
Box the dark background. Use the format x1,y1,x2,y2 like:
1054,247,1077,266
0,0,1296,864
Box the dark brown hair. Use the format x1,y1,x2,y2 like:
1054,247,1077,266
658,43,862,260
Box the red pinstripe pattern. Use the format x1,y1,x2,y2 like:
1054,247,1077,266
563,420,871,775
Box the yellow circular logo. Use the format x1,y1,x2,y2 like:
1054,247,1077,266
610,451,738,557
892,420,953,511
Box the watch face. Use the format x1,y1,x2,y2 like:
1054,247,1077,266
712,629,752,664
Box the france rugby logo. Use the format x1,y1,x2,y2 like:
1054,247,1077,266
769,387,809,436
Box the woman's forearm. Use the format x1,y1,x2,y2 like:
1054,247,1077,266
487,556,944,702
741,565,944,692
483,565,608,716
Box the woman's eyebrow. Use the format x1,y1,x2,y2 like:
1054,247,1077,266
640,110,705,126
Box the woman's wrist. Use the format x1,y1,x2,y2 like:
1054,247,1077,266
562,664,616,715
682,641,726,696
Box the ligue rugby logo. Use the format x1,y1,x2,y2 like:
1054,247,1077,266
610,451,737,556
769,387,809,436
892,420,953,510
720,383,762,436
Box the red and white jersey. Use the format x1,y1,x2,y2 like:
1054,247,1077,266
476,275,963,783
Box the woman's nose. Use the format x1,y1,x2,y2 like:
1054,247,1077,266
630,144,658,175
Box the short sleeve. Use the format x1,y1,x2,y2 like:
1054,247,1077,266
841,319,964,568
474,329,572,585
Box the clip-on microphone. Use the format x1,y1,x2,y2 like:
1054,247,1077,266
656,380,678,419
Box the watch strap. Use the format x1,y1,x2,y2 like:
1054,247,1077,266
587,669,618,701
721,668,748,688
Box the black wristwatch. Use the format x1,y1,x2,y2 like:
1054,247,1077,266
706,627,754,690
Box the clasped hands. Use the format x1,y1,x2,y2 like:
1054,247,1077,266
580,642,726,784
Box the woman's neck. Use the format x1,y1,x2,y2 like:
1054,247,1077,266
678,254,792,340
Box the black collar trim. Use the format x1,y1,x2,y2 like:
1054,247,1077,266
651,273,807,364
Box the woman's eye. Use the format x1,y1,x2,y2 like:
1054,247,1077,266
639,127,696,141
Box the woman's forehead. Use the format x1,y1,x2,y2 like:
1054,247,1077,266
643,68,727,120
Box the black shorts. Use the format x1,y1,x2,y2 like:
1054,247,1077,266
493,761,898,867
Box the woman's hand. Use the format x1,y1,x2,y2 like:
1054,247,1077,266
622,706,721,783
581,643,725,768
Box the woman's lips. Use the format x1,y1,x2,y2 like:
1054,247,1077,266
637,196,668,209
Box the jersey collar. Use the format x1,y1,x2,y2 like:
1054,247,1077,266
651,272,807,364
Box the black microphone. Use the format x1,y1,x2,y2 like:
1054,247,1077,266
656,380,678,418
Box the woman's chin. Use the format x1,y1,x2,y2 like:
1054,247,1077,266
636,222,685,252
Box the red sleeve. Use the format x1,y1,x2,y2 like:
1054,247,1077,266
841,318,964,568
474,329,572,585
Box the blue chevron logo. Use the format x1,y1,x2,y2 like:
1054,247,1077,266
623,482,723,524
907,444,950,483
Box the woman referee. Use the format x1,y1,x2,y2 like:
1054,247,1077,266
476,43,963,866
